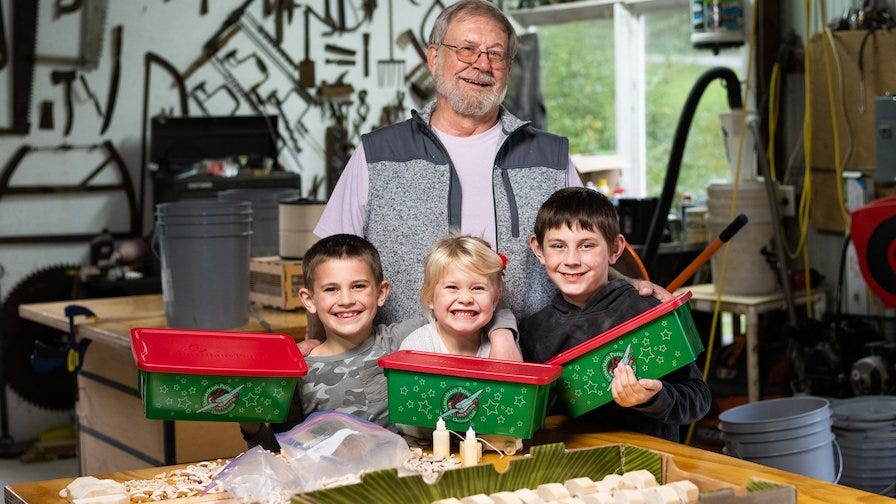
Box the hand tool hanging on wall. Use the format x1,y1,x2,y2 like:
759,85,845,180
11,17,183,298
260,93,304,172
362,32,370,77
325,43,356,56
39,101,54,130
299,6,315,87
419,0,445,56
37,0,108,70
53,0,83,18
237,11,319,115
326,59,355,66
78,75,104,117
351,89,369,141
50,70,77,136
140,52,190,231
261,0,290,42
191,81,241,116
99,25,123,134
0,141,140,243
377,0,405,87
0,1,38,135
325,105,352,197
222,50,272,112
264,91,304,156
211,55,265,114
0,1,8,71
179,0,252,84
397,29,428,78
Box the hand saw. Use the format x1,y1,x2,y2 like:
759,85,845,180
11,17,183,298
36,0,108,70
0,1,38,135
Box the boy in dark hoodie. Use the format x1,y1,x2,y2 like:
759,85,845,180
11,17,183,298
520,187,711,442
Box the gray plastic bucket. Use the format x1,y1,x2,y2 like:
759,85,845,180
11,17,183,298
726,433,839,483
718,396,839,482
219,188,295,257
718,396,831,433
156,200,252,329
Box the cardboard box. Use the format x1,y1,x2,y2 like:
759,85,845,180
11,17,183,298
131,328,307,422
571,153,626,193
298,442,796,503
379,351,561,438
249,256,305,310
546,292,703,417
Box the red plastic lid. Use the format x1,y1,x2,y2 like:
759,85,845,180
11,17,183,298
379,350,562,385
546,291,693,366
131,327,307,377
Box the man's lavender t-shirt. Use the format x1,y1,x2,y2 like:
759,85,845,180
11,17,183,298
314,122,582,247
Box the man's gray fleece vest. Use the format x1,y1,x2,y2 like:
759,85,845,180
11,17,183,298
361,102,569,324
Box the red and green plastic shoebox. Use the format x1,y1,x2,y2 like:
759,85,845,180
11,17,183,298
379,351,562,438
130,327,306,422
546,291,703,417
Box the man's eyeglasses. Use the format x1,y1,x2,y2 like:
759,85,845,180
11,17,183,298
439,43,507,68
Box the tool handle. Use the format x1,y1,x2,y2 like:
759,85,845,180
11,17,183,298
304,7,311,59
718,213,748,242
665,214,748,293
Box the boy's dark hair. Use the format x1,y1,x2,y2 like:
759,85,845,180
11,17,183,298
302,234,384,288
533,187,621,245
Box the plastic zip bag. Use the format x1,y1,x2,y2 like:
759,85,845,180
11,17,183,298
206,446,303,504
275,411,411,490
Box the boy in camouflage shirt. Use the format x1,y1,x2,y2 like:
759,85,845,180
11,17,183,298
240,234,421,451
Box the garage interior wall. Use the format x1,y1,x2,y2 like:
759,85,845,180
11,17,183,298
2,0,895,443
0,0,442,442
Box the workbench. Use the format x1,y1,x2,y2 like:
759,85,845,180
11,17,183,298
5,428,886,503
18,294,307,476
677,284,826,403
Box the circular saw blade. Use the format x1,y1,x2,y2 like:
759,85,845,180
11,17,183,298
1,264,81,410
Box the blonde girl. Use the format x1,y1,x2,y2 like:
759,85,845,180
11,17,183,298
399,234,509,357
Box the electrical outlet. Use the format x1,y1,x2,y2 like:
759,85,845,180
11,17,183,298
779,184,796,217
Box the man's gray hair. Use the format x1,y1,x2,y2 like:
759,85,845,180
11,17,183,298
428,0,518,61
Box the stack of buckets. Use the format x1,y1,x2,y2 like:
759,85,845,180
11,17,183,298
218,188,297,257
831,396,896,496
706,180,777,296
718,396,840,483
155,199,252,329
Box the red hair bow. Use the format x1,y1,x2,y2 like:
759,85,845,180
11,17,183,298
497,252,508,270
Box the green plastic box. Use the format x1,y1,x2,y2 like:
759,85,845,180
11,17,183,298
130,327,306,422
379,351,562,438
546,291,703,417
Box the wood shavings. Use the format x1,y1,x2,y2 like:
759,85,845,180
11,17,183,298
122,459,227,502
404,448,463,483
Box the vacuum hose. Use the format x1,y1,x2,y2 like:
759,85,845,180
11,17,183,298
640,66,743,272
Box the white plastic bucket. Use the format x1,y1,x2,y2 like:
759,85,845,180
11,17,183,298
706,180,778,295
156,200,252,329
278,197,326,259
719,109,757,182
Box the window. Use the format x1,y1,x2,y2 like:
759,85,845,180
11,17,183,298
515,1,748,203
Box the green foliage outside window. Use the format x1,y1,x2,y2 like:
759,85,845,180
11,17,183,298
538,13,745,204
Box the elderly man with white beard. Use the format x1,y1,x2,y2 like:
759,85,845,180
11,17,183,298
312,0,667,360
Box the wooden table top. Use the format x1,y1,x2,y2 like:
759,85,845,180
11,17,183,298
18,294,307,350
5,429,891,503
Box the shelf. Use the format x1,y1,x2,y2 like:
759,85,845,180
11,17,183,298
508,0,686,27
